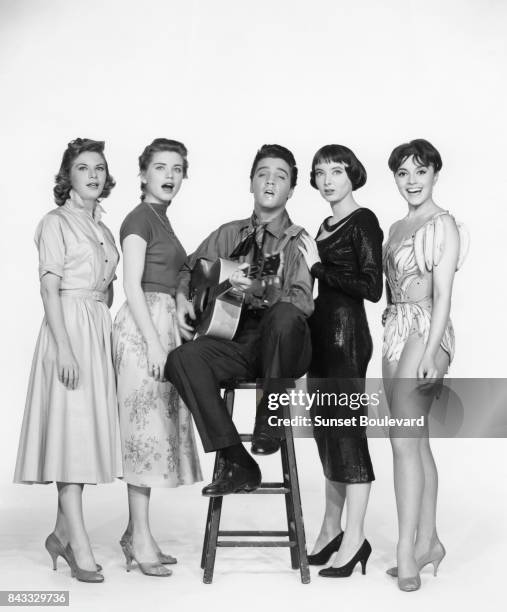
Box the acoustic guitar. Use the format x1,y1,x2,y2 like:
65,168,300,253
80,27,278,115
189,254,281,340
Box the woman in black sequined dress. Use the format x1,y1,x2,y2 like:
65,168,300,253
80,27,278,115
299,145,383,577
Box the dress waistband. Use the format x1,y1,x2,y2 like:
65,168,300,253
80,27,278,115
59,289,107,302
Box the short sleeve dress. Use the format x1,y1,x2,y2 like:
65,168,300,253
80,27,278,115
14,196,122,484
112,202,202,488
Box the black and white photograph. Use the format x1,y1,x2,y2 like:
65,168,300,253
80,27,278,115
1,1,506,611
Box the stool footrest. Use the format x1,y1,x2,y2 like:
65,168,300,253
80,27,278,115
219,530,288,537
236,484,289,494
217,541,296,548
239,434,252,442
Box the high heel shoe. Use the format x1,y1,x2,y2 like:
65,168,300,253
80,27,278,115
120,540,172,577
387,541,446,577
120,533,177,565
64,544,104,583
308,532,344,565
45,533,102,572
319,539,372,577
419,542,446,575
398,573,421,592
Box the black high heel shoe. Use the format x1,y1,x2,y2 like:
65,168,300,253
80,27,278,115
307,532,344,565
319,539,371,577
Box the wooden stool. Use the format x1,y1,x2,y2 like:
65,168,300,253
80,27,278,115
200,381,310,584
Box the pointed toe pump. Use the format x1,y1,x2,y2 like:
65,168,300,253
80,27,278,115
45,533,102,573
319,539,372,577
64,544,104,583
308,532,344,565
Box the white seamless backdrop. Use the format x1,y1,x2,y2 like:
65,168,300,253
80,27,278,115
0,1,506,609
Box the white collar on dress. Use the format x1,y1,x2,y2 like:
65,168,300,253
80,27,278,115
66,189,105,223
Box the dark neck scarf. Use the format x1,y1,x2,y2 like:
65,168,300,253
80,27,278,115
229,221,267,260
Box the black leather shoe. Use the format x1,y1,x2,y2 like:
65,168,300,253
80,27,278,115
201,460,261,497
251,432,281,455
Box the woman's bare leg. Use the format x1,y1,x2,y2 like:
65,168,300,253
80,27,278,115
53,493,68,544
121,505,166,557
311,478,345,553
383,334,448,579
415,437,440,556
127,484,160,563
331,482,371,567
415,347,448,557
56,483,96,571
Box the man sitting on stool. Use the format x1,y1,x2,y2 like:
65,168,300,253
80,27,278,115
165,144,313,496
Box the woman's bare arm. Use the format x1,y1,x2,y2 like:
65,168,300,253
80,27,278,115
122,234,168,381
417,216,459,379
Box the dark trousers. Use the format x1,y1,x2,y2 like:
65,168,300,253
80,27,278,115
165,302,312,452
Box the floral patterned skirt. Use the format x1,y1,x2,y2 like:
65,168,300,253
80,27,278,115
112,292,202,487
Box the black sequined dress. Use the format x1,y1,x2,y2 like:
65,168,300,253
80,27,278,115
308,208,383,483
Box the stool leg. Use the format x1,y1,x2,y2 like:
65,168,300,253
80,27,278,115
282,405,310,584
281,441,298,569
203,487,223,584
201,450,222,569
202,388,235,583
200,501,212,570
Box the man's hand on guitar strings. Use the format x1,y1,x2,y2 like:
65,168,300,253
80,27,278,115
176,293,196,341
230,263,253,293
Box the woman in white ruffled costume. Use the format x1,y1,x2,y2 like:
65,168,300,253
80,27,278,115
382,139,468,592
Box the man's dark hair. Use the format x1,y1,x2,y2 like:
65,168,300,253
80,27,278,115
250,144,298,188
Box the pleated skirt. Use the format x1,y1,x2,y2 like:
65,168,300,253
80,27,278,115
14,295,122,484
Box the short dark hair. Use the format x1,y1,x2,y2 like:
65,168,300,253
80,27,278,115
249,144,298,188
388,138,442,173
310,144,367,191
54,138,115,206
139,138,189,200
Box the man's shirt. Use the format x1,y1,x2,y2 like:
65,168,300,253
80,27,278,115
177,210,314,316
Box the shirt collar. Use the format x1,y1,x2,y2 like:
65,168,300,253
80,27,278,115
247,209,291,239
66,189,105,222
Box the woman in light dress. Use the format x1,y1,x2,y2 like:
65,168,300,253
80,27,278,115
382,139,468,591
14,138,121,582
113,138,201,577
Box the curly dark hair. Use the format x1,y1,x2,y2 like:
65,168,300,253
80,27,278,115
53,138,115,206
138,138,189,200
388,139,442,173
310,144,367,191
